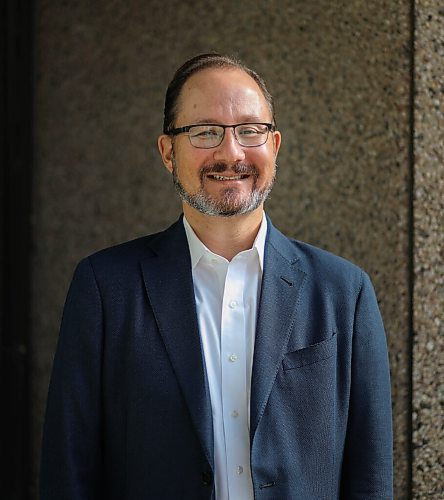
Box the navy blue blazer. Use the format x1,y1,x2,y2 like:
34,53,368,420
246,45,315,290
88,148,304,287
41,216,393,499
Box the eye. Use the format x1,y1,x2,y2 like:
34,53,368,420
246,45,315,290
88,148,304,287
237,125,266,136
190,126,221,138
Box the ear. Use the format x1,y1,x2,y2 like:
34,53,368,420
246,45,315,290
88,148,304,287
272,130,282,159
157,134,174,173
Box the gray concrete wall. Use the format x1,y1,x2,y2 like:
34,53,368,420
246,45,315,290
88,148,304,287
412,1,444,497
31,1,442,497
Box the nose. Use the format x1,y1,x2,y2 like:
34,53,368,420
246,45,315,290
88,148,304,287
212,127,246,163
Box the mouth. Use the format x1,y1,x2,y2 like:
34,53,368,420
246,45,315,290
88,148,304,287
206,173,250,181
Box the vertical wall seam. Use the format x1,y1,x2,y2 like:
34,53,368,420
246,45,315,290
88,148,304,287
407,0,416,498
29,3,37,498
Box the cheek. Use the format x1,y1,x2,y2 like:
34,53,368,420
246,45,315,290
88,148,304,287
175,148,214,171
248,148,275,170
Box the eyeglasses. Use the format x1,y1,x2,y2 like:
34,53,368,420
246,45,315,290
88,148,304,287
168,122,275,149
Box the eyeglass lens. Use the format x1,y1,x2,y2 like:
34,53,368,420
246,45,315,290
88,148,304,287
188,124,270,148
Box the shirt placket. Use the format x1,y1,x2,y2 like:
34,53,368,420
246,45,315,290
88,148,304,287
221,255,253,497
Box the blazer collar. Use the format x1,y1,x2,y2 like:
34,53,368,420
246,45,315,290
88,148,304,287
250,216,307,439
140,217,214,469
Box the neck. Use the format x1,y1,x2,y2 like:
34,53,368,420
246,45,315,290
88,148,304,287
183,204,264,261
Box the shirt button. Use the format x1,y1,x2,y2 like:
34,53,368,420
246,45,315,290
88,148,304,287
237,466,244,475
231,410,239,418
211,258,218,264
228,354,238,362
229,300,237,309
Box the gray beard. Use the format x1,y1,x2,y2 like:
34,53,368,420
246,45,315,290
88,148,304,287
172,158,276,217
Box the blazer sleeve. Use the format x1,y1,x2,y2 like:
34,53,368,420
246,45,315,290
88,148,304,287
40,257,104,500
341,271,393,499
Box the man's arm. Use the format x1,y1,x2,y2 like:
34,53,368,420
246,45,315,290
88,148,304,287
341,271,393,499
40,258,104,499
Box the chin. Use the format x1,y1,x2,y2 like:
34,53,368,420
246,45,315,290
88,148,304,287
174,171,273,218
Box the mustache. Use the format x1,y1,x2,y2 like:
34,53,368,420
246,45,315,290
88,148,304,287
199,163,258,181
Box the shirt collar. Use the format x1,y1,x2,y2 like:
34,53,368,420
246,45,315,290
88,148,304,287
183,213,267,271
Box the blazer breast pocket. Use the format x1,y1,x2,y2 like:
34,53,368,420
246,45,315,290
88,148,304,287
282,332,337,370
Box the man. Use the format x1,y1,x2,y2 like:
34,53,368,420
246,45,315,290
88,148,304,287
41,53,393,499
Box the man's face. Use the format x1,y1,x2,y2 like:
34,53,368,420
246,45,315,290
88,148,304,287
158,67,281,218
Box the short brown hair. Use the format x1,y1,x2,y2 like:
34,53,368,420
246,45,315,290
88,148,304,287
162,53,275,134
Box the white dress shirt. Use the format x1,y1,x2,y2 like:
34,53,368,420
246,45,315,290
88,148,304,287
183,215,267,500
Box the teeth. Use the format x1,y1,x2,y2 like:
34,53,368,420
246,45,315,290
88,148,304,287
211,174,244,180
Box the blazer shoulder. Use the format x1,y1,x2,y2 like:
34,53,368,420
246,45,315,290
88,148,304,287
89,232,160,264
74,219,181,283
294,238,361,272
269,224,366,295
290,239,374,312
299,238,368,293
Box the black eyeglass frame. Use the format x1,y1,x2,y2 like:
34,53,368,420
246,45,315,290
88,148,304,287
168,122,276,148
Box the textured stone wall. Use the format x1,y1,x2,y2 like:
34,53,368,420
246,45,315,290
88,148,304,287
412,1,444,497
32,1,418,497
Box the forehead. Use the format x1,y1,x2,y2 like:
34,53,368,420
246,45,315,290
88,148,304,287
176,67,271,124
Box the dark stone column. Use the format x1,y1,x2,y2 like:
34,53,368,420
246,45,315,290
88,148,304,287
1,1,34,498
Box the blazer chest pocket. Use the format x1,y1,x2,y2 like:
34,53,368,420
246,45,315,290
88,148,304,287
283,332,337,370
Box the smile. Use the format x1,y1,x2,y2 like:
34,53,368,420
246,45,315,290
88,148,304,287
207,174,249,181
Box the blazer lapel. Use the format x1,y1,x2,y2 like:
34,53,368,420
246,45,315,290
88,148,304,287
250,221,307,439
140,218,214,469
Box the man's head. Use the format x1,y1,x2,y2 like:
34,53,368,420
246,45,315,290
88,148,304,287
158,53,281,218
162,53,276,135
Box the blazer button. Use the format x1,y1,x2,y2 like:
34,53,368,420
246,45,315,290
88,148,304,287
202,471,213,486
